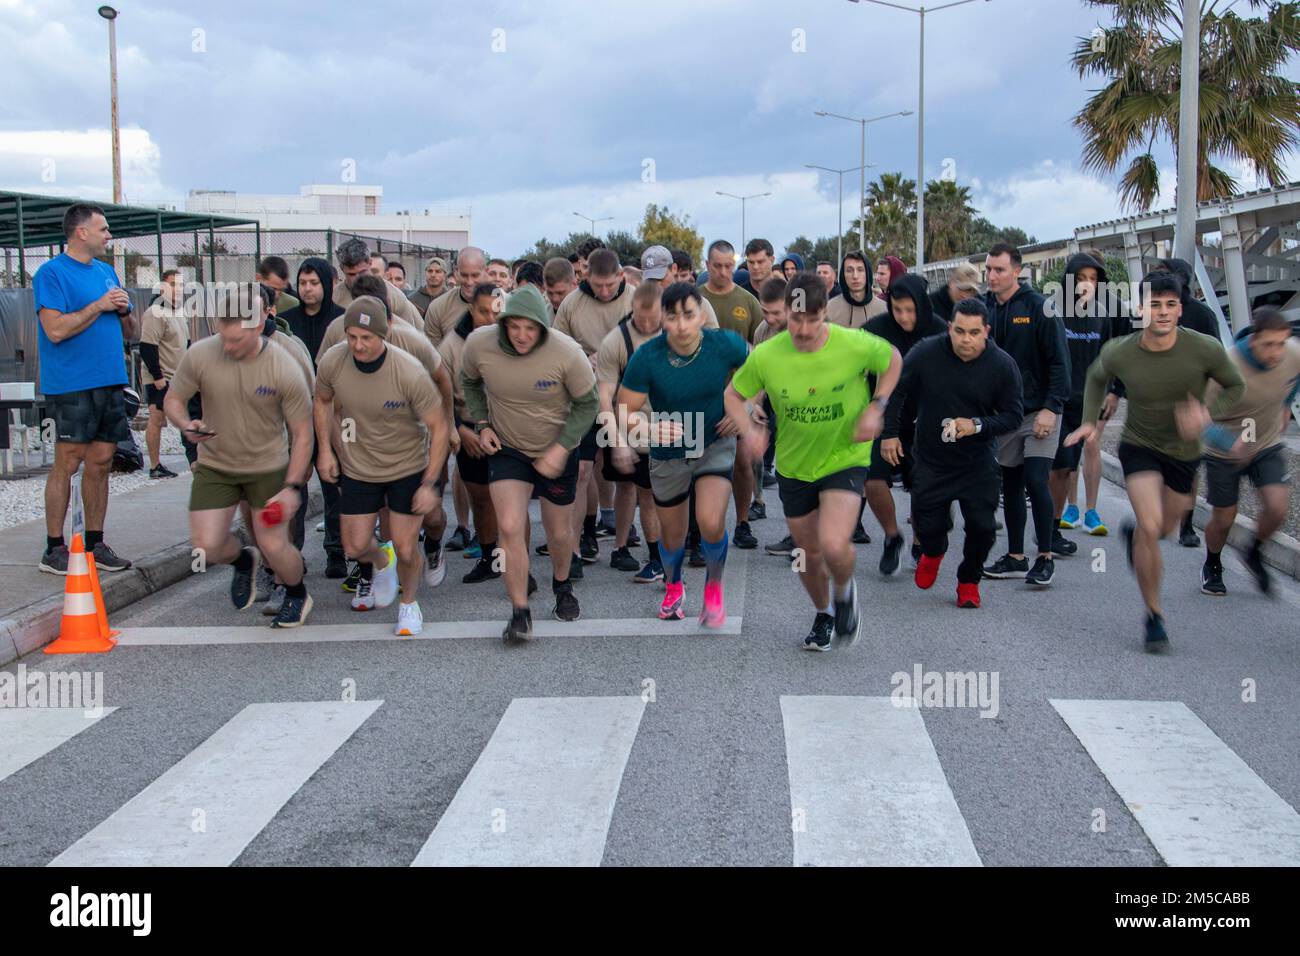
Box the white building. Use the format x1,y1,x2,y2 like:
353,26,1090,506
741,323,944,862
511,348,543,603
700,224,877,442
185,184,471,248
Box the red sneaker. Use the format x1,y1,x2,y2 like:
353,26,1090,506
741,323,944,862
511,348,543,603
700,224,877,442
915,553,943,590
956,581,981,608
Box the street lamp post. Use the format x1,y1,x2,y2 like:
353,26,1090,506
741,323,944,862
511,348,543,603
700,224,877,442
573,211,613,237
848,0,992,268
715,191,772,251
814,109,911,255
98,5,121,204
1173,0,1200,265
806,163,874,267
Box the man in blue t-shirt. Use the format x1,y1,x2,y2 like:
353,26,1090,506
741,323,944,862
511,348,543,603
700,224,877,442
32,203,137,575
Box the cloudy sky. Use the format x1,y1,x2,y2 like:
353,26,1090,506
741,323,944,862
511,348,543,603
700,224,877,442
1,0,1293,257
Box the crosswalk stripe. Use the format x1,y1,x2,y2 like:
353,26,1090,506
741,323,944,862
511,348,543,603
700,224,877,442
1051,699,1300,866
48,700,382,867
780,695,982,867
411,696,645,867
0,709,119,783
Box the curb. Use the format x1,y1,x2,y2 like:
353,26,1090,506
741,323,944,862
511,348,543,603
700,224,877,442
1099,450,1300,582
0,489,324,668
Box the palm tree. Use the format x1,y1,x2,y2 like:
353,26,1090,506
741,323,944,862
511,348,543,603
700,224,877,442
923,180,977,261
1072,0,1300,211
860,172,918,263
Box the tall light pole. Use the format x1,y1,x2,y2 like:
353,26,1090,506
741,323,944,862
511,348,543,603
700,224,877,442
806,163,874,266
573,211,613,236
1173,0,1200,265
715,191,772,251
98,6,121,204
813,110,911,255
849,0,992,268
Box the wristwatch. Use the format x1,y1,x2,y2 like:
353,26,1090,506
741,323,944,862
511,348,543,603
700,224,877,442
972,418,983,435
474,421,492,435
284,481,305,494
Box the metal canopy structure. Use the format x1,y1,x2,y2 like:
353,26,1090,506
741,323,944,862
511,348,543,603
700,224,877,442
0,190,260,287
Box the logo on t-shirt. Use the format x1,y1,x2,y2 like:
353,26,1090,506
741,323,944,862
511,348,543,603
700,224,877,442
535,379,558,390
732,307,748,322
383,399,405,409
255,385,278,397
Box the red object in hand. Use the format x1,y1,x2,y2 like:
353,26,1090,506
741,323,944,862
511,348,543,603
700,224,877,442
260,502,283,527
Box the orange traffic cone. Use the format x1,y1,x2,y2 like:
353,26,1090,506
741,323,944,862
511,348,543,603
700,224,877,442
83,542,120,640
44,534,116,655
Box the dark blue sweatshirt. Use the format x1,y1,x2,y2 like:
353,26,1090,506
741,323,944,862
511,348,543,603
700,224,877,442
984,281,1070,415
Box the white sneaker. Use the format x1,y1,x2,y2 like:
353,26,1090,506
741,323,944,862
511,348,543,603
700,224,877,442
424,547,446,587
350,576,375,611
372,542,399,608
395,601,423,636
315,520,325,532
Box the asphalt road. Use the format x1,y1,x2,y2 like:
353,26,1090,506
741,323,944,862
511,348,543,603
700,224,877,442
1,476,1297,867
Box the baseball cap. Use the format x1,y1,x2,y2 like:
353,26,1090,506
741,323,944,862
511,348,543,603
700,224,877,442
641,245,672,281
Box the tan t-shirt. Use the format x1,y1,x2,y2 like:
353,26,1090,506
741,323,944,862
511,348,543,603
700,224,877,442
424,287,474,349
595,316,661,387
315,342,442,483
437,316,494,419
753,320,784,345
316,313,443,381
1204,338,1300,459
334,278,422,328
460,326,595,456
826,293,885,329
139,303,189,384
553,284,636,356
169,335,311,475
270,329,315,391
699,284,763,343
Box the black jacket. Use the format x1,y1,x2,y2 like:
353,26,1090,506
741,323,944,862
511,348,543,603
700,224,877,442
865,274,948,430
281,257,344,367
930,284,956,323
1158,258,1223,342
883,334,1023,473
984,281,1070,415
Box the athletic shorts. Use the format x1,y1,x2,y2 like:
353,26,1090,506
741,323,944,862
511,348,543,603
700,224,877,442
778,466,871,520
489,444,581,505
1052,402,1085,472
866,429,914,488
578,422,600,462
340,468,427,516
996,411,1062,467
648,436,736,508
190,464,286,511
145,382,168,410
601,449,652,490
1118,442,1198,495
455,445,492,485
1204,444,1290,508
47,385,131,446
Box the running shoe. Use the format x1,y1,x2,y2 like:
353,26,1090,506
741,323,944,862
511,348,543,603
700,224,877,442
627,526,641,547
733,521,757,549
610,546,640,572
342,561,361,592
1200,562,1227,596
1178,515,1200,548
315,520,326,532
325,552,348,579
699,581,725,629
1058,505,1081,530
765,534,795,557
260,584,286,616
832,579,860,646
594,519,617,539
659,581,685,620
1050,532,1078,557
445,526,471,552
1083,509,1108,536
1026,555,1055,588
802,613,835,651
1240,540,1272,595
633,559,664,584
231,547,261,610
528,574,538,596
255,564,276,602
1143,612,1169,652
372,544,399,608
535,542,550,557
465,536,482,560
982,554,1028,579
879,535,904,576
395,602,424,636
915,553,943,590
748,500,766,520
462,556,500,584
762,469,777,488
554,585,580,622
38,545,69,575
910,541,922,569
149,463,178,479
852,523,872,545
351,576,376,611
580,533,600,563
688,544,706,568
424,547,447,587
270,592,312,629
956,582,981,609
503,607,533,643
91,541,132,572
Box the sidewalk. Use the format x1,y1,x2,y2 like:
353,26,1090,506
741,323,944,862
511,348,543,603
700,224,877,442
0,464,321,666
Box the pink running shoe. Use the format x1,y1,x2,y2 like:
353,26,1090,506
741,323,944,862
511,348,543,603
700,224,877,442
659,581,685,620
699,581,725,628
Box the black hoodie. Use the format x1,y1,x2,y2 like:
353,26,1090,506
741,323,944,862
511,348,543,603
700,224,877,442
864,274,948,428
1157,258,1223,343
281,257,344,367
983,281,1070,415
1057,253,1128,408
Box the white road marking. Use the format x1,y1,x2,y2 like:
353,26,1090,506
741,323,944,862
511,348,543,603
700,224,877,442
49,700,381,867
0,709,119,783
1051,698,1300,866
780,695,982,867
411,696,645,866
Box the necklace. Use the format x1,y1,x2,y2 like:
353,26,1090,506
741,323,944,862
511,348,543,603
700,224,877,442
667,336,703,368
